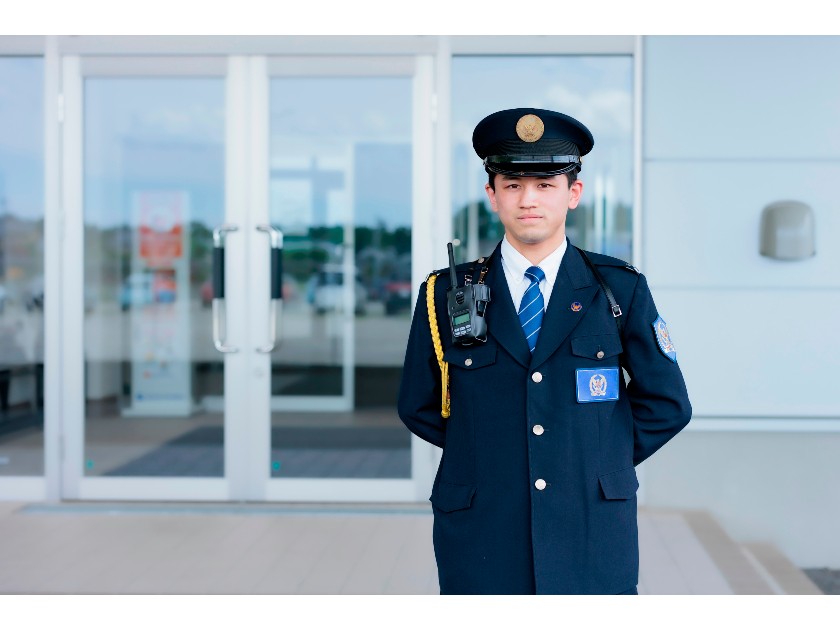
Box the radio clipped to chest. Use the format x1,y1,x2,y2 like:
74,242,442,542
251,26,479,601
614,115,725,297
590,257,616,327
446,242,491,346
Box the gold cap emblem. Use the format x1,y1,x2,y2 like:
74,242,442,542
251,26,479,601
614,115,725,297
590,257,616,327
516,114,545,142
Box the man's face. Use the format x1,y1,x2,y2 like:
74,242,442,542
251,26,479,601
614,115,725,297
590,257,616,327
484,174,583,250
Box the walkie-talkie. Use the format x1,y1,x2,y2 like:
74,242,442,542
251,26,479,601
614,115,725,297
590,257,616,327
446,242,491,346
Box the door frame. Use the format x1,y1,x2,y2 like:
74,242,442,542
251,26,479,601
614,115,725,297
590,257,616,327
57,52,440,502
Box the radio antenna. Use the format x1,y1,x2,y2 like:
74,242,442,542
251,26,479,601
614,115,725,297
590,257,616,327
447,242,457,287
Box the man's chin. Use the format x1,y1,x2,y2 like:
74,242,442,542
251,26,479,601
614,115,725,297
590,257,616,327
512,230,548,245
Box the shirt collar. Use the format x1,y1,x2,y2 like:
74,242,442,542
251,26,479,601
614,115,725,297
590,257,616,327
500,235,568,284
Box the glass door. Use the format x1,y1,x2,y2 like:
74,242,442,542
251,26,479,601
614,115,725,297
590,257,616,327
258,57,434,501
60,54,437,502
61,56,233,500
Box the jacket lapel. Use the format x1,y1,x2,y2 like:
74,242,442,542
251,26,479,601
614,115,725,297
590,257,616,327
530,242,599,369
484,242,532,369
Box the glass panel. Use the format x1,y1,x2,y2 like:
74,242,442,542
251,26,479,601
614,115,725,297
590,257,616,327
83,78,225,477
269,76,412,479
0,57,44,476
452,56,634,263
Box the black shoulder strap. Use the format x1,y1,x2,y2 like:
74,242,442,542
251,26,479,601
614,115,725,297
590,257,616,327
575,247,624,336
464,254,492,286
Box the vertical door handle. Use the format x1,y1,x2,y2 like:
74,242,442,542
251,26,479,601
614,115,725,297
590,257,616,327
256,224,284,353
212,224,239,353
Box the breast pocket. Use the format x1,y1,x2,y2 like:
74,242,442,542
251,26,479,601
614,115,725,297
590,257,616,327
572,334,623,403
571,333,623,362
443,342,497,371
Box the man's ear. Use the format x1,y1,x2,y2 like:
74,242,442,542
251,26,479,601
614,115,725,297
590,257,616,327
567,179,584,210
485,183,499,213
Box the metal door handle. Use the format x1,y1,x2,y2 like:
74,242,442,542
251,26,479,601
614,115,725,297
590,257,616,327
212,224,239,353
256,225,284,353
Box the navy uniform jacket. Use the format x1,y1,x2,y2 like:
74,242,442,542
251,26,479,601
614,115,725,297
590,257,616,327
397,239,691,594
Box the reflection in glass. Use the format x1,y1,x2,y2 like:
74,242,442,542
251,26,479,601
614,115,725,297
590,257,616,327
83,78,225,477
0,57,44,476
452,56,634,263
269,77,413,478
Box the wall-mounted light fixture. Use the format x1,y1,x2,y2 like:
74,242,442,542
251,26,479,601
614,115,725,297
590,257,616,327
759,201,815,261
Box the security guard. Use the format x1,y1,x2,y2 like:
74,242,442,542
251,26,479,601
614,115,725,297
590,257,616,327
397,107,691,595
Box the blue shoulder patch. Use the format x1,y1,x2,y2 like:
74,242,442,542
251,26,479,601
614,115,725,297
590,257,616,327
652,316,677,363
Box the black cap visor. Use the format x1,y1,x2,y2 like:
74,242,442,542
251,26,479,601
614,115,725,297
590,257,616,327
484,155,581,177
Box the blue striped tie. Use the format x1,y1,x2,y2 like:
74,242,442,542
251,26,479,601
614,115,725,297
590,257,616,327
519,266,546,353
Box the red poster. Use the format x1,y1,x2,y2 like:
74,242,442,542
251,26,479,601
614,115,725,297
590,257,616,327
137,191,185,268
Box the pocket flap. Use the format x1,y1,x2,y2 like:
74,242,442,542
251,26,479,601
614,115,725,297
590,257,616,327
598,466,639,500
443,343,497,370
429,481,476,512
571,334,623,360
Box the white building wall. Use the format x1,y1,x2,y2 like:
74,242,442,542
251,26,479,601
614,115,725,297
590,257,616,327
640,36,840,567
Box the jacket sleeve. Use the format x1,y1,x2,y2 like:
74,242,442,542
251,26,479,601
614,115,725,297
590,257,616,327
397,281,447,448
621,273,692,466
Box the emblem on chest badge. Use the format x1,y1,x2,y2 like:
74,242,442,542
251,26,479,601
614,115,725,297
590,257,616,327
589,373,608,397
576,368,619,403
570,301,582,312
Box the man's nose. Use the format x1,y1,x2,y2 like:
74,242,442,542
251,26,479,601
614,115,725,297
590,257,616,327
520,184,538,206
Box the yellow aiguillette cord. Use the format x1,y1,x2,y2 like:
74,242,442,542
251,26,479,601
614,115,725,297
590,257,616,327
426,273,450,418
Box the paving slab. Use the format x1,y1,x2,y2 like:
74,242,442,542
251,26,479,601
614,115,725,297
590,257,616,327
0,502,819,595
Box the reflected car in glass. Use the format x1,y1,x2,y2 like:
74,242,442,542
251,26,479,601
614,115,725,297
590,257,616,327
383,276,412,315
309,265,367,315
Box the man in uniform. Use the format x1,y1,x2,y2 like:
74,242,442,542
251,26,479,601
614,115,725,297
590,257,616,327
397,107,692,595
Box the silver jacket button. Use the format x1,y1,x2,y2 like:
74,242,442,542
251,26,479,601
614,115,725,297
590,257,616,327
465,358,473,366
532,424,544,435
535,479,547,491
531,371,543,383
596,350,605,359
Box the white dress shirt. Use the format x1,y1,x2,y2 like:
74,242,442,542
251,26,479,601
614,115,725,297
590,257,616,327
500,235,567,312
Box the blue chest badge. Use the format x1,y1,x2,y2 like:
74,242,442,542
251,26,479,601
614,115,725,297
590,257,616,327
576,368,620,403
653,316,677,363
